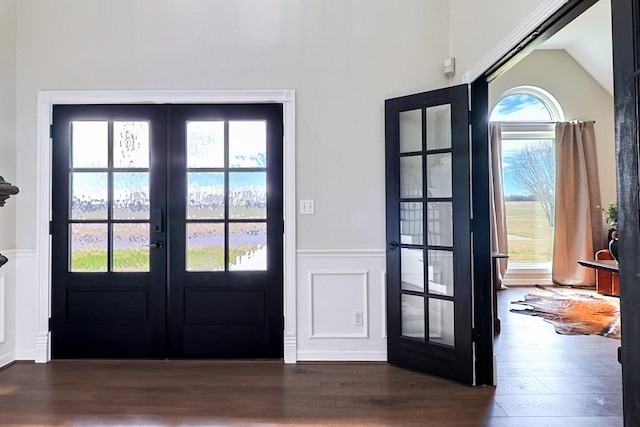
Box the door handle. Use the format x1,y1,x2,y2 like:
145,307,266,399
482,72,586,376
388,241,400,250
142,240,164,249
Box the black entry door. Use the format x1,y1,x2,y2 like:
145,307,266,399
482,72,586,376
385,85,474,384
51,104,283,359
167,105,284,358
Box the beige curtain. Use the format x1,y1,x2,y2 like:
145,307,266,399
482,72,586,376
553,121,602,286
489,122,508,287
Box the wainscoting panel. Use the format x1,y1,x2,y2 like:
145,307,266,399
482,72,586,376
0,250,17,368
297,250,386,361
14,250,38,361
0,272,5,344
309,270,369,339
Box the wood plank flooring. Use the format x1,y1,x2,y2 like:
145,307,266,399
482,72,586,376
0,286,623,426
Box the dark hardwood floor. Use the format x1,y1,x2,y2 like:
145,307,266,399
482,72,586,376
0,287,622,426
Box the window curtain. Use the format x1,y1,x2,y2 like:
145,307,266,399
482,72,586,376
489,122,508,287
553,121,602,286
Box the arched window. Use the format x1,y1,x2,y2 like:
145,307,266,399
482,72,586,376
490,86,564,268
491,86,564,122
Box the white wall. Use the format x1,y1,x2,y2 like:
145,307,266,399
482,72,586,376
15,0,450,250
490,50,616,244
0,0,17,250
13,0,451,360
0,0,17,368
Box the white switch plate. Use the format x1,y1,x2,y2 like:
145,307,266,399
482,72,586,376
300,199,315,215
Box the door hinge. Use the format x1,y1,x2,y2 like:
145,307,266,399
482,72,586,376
48,318,53,332
49,124,54,139
472,328,481,342
49,221,53,235
283,316,286,330
468,110,472,124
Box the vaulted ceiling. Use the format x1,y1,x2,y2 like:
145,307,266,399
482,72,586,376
537,0,613,96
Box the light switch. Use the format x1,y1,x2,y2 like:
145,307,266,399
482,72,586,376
299,199,315,215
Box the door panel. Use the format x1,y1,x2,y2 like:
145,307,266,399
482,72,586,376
52,105,168,358
51,104,283,359
168,104,284,358
386,85,473,384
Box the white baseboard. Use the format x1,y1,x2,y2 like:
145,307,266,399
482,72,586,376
503,278,554,286
15,350,35,361
297,351,387,362
284,336,297,363
0,352,15,369
34,333,49,363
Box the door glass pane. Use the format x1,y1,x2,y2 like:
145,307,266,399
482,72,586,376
71,172,108,220
187,172,225,219
426,153,452,198
70,223,108,272
400,202,423,245
426,104,451,150
399,109,422,153
229,172,266,219
400,156,422,199
427,250,453,297
187,121,225,168
71,121,108,168
429,298,454,346
229,222,267,271
112,223,150,272
113,172,150,220
186,223,225,272
427,202,453,247
401,248,424,292
401,294,425,339
229,121,267,168
114,121,149,168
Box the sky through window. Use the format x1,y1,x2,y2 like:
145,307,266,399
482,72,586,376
490,94,552,121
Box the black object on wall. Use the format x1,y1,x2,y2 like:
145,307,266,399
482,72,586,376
0,175,19,269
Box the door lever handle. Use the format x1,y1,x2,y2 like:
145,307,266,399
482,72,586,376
142,240,164,249
388,241,400,250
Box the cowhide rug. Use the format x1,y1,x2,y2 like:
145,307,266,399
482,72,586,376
510,285,620,339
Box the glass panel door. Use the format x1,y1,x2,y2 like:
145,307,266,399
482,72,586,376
51,103,284,360
386,85,474,384
51,105,168,359
168,104,284,358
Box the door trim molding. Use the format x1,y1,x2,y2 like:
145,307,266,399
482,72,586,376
462,0,567,83
35,90,297,363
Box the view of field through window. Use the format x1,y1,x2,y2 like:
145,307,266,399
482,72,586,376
493,91,557,263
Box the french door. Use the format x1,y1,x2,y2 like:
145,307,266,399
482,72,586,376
385,85,475,384
51,103,284,359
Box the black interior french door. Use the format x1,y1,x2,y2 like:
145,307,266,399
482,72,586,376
51,103,283,359
385,85,475,384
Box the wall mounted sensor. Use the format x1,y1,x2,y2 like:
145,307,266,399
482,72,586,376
444,57,455,77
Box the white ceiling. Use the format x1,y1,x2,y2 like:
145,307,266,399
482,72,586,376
538,0,613,96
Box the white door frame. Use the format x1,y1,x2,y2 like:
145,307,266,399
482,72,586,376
34,90,297,363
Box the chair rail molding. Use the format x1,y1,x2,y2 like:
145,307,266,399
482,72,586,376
34,90,297,363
